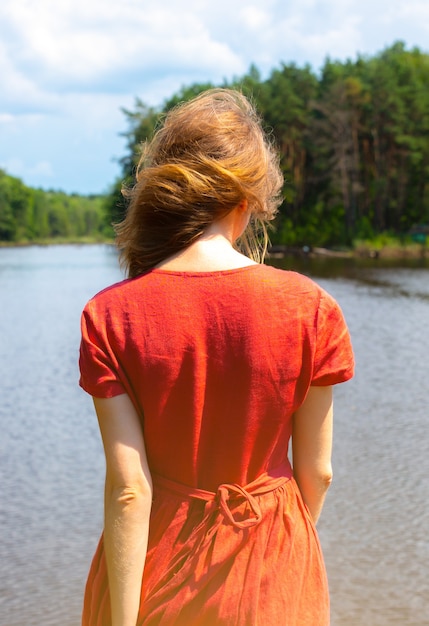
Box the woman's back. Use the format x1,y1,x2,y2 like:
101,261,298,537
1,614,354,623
80,264,352,490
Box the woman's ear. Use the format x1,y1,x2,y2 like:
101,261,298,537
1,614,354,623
237,199,249,213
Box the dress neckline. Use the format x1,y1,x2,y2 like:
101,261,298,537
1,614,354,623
149,264,263,277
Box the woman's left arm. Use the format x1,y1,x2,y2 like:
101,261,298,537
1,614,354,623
94,394,153,626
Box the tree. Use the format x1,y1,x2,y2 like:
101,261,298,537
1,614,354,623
0,170,17,241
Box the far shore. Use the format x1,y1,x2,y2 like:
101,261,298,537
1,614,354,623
269,242,428,261
1,238,428,260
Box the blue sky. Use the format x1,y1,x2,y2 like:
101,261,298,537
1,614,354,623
1,0,428,195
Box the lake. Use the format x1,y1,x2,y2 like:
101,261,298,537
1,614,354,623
0,244,428,625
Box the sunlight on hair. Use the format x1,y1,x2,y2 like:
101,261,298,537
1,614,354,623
115,88,283,277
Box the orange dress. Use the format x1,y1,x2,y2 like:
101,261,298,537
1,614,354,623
79,265,354,625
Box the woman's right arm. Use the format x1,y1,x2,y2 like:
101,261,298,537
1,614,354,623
292,385,334,524
94,394,153,626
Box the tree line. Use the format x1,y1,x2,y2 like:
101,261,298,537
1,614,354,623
2,42,428,247
108,41,429,248
0,169,106,242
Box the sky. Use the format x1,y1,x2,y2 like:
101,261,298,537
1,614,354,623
1,0,428,196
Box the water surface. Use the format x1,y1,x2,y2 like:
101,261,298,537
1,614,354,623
0,245,428,625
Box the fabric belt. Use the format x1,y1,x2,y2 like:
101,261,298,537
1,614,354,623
153,463,293,530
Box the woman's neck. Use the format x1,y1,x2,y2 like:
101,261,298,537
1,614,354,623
155,205,257,272
155,233,257,272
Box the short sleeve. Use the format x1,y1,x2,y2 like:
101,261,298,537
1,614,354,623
311,288,354,386
79,301,126,398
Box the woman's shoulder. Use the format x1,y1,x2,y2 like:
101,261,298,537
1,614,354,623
258,265,345,318
259,264,323,294
82,275,144,312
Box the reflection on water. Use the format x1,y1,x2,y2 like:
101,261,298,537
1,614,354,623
0,245,428,626
272,253,429,297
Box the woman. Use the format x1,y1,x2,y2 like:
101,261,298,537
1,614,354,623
79,89,354,626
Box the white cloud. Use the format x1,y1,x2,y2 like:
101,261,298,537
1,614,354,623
0,157,54,182
381,0,429,24
0,113,15,124
0,35,60,114
2,0,426,108
0,0,244,95
289,15,363,66
0,0,428,193
240,7,271,30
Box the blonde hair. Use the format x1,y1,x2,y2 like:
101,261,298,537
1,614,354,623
115,88,283,277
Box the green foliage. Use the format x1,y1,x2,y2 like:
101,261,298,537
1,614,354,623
0,169,105,243
4,42,429,249
104,42,429,247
